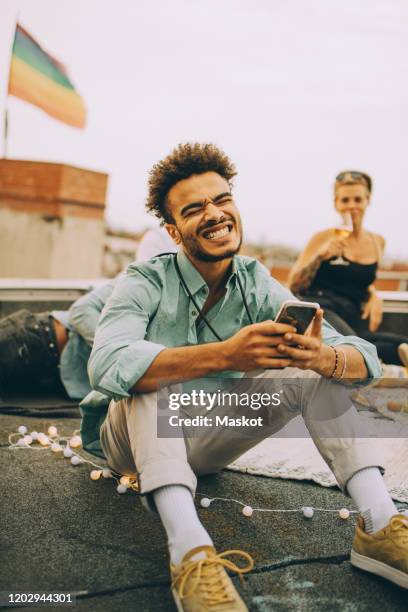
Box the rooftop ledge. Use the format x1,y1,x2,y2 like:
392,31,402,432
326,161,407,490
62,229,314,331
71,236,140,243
0,279,407,314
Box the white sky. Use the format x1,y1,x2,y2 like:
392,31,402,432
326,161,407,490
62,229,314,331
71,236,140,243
1,0,407,258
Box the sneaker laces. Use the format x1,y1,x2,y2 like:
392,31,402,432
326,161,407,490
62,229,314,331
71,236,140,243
172,549,254,605
390,515,408,545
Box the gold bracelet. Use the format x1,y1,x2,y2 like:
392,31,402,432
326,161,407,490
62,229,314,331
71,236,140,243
338,348,347,380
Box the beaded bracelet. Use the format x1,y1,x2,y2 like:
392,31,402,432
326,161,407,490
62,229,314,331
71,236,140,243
329,346,339,378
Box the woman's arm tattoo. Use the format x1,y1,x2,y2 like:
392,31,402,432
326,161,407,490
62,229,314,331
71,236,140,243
289,255,323,294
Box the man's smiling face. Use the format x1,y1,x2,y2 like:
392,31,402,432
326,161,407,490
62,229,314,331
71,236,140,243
165,171,243,262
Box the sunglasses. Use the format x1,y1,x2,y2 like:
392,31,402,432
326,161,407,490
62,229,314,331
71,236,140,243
336,171,371,192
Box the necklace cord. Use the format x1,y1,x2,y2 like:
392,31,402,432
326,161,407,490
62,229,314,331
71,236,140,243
173,254,253,342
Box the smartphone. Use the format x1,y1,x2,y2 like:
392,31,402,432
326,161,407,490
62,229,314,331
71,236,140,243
274,300,320,335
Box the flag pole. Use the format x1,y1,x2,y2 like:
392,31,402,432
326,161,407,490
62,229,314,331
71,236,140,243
3,13,19,158
3,104,9,158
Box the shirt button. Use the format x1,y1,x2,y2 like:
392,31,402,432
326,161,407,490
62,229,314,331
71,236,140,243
192,311,197,316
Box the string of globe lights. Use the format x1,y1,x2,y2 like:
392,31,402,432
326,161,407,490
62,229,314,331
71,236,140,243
9,425,408,521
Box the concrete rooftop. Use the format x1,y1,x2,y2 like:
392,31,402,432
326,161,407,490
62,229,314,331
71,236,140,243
1,409,407,612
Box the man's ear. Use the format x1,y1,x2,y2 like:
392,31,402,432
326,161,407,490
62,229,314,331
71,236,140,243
165,223,182,245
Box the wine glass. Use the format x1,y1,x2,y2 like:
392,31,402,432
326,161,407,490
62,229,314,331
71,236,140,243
330,213,353,266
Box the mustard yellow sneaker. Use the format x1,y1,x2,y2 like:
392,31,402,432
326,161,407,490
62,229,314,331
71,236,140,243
351,514,408,588
170,545,253,611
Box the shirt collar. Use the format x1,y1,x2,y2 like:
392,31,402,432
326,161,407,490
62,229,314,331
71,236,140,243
176,251,238,296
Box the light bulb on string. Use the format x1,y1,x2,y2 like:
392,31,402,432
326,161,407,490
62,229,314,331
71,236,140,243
10,424,403,526
69,436,82,449
38,434,49,446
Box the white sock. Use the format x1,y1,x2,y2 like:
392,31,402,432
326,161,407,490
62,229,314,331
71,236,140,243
153,485,213,565
347,467,398,533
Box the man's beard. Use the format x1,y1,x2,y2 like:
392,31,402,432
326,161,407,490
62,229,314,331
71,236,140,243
179,225,243,262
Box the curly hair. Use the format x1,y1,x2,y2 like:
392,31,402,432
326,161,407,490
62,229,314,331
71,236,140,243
146,143,237,223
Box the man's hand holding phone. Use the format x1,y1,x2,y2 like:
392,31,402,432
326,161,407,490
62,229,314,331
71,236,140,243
275,308,326,371
222,299,333,375
222,320,298,371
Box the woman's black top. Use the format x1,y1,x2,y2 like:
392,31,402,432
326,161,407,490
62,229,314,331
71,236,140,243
309,257,378,307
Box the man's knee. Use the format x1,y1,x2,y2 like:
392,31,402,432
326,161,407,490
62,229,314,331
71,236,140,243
258,366,320,380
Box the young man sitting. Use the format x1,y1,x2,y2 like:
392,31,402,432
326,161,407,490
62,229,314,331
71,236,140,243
86,143,407,611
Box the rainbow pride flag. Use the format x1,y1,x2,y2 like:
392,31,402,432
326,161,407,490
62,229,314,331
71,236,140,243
8,24,86,128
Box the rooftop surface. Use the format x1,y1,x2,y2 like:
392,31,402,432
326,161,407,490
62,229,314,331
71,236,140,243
1,408,407,612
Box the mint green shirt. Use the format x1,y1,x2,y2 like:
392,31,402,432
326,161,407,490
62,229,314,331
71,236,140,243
82,252,381,456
